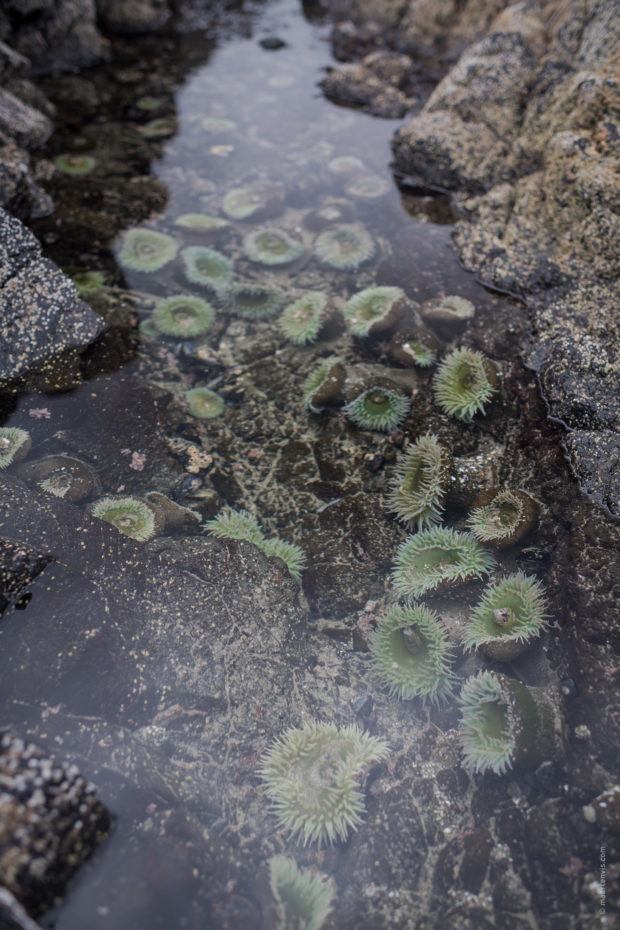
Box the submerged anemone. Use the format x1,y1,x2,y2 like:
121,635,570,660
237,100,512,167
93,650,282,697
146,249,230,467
243,227,305,266
386,433,450,530
344,174,390,200
458,671,564,775
262,537,307,580
344,383,410,432
393,527,494,599
268,856,334,930
185,387,224,419
200,117,237,133
222,180,285,221
327,155,365,176
138,117,177,139
421,295,475,337
228,283,284,319
152,295,215,338
54,154,96,176
433,348,499,422
344,286,407,337
0,428,31,469
118,228,178,273
90,496,162,541
467,488,539,548
174,214,229,233
204,508,306,580
389,327,439,367
302,357,346,412
462,572,548,661
70,270,106,297
17,455,99,503
180,246,233,293
260,721,389,846
313,224,375,271
371,603,455,705
279,292,329,344
302,199,355,232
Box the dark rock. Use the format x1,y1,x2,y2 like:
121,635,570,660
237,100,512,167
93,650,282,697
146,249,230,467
0,41,29,83
0,142,52,220
0,887,45,930
0,89,52,151
96,0,171,34
0,208,106,391
0,538,53,614
259,36,287,50
321,50,415,118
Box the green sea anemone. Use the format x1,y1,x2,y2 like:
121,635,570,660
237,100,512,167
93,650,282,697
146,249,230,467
389,327,439,367
203,507,265,544
268,856,334,930
279,292,329,344
17,454,98,503
458,671,564,775
344,384,410,432
222,180,285,221
303,200,354,232
302,357,346,412
421,295,475,337
135,95,165,111
243,227,305,266
467,488,539,548
185,387,225,418
228,283,284,319
138,117,177,139
461,572,548,662
54,154,96,176
70,270,106,297
152,295,215,338
200,117,237,133
118,228,178,273
0,428,31,469
371,603,455,704
344,286,407,337
90,496,162,541
344,174,390,200
180,246,233,293
174,214,229,233
327,155,365,176
433,347,499,422
386,433,449,530
262,537,307,580
313,224,375,271
260,721,389,846
393,527,494,599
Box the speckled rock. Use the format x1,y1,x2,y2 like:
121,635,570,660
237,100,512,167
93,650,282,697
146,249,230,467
0,539,53,614
321,50,416,117
0,88,52,150
0,208,106,390
0,887,45,930
0,141,51,219
0,731,110,915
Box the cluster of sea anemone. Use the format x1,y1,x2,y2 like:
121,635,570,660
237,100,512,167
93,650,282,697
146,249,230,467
203,507,306,580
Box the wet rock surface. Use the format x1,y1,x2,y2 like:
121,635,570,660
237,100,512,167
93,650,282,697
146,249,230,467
320,50,417,118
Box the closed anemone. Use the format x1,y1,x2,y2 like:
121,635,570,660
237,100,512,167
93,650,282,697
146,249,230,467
180,246,233,292
0,428,31,468
228,283,284,319
54,154,96,176
433,347,499,421
17,454,98,503
152,296,215,338
467,488,538,548
344,385,410,432
344,286,407,337
243,227,305,266
461,572,548,661
371,603,455,704
268,856,334,930
313,224,375,271
118,228,178,273
260,721,389,846
279,292,329,344
389,327,439,367
386,433,449,530
302,357,346,412
393,526,494,599
185,387,224,418
90,496,162,542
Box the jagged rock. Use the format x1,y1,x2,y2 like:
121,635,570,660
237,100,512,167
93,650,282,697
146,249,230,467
321,50,415,117
0,209,106,391
0,887,45,930
0,539,53,614
96,0,172,33
0,142,52,219
0,89,52,151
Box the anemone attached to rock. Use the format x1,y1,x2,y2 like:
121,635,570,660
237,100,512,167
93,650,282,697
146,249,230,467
118,228,178,273
279,292,329,344
260,721,389,846
327,155,365,176
174,214,229,233
203,507,265,544
180,246,233,293
302,357,346,412
420,295,475,337
54,154,96,176
268,856,334,930
138,117,177,139
386,433,450,530
389,327,439,367
222,180,285,221
461,572,548,661
371,603,455,704
152,295,215,338
228,283,284,319
433,347,499,422
344,383,410,432
344,174,390,200
458,671,564,775
0,428,31,469
200,117,237,133
185,387,224,418
17,454,99,503
90,496,163,541
70,270,106,297
243,227,305,266
344,286,407,337
313,224,375,271
261,537,307,580
467,488,539,548
393,527,494,599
